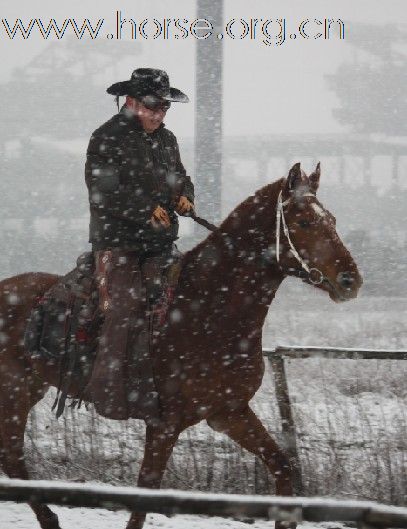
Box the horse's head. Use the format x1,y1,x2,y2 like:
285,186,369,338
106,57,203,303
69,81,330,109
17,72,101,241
276,162,362,302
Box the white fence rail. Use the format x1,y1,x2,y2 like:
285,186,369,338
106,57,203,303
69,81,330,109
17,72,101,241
1,479,407,527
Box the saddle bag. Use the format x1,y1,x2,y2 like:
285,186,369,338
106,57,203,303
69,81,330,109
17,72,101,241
24,252,101,416
25,252,98,359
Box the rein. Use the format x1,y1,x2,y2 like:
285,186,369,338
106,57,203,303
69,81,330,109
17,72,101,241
188,211,218,232
188,190,325,286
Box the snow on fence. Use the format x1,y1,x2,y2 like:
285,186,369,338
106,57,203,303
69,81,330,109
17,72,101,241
21,346,407,505
1,478,407,528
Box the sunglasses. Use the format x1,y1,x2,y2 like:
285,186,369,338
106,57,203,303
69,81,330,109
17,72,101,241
141,96,171,112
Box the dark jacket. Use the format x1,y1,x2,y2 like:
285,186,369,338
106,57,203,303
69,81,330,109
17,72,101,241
85,105,194,253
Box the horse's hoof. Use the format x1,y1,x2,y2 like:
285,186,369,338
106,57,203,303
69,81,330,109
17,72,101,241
275,522,297,529
232,517,255,524
39,512,61,529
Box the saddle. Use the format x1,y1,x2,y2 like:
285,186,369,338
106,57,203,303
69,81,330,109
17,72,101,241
24,251,182,419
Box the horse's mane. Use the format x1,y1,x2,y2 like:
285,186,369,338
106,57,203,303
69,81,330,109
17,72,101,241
182,177,285,268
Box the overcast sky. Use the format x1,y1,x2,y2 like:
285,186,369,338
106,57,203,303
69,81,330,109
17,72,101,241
0,0,405,137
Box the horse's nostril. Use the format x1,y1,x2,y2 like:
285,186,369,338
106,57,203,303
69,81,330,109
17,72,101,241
337,271,355,289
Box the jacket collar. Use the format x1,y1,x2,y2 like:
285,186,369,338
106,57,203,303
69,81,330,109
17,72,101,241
118,104,165,133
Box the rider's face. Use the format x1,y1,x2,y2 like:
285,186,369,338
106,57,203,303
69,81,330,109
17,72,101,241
126,96,169,133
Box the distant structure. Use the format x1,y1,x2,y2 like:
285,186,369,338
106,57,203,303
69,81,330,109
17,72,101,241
0,38,140,142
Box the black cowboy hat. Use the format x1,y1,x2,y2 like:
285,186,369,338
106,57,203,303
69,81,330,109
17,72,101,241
106,68,189,103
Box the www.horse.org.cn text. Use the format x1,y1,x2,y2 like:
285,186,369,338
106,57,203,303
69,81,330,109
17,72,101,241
1,13,345,46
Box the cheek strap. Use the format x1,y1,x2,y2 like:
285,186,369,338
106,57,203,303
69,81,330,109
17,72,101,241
275,190,324,285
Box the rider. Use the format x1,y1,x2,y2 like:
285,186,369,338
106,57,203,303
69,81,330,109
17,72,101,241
84,68,194,421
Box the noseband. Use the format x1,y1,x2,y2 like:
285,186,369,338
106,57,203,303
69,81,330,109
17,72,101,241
275,190,324,285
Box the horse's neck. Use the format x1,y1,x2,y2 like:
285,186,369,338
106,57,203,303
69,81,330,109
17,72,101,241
179,179,285,331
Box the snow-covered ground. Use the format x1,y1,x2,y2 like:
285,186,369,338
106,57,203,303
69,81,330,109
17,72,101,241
0,502,347,529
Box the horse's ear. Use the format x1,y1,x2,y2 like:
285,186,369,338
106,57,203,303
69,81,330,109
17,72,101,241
285,162,306,193
309,162,321,194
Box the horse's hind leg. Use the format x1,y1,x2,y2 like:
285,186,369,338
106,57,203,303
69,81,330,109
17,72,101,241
0,351,62,529
207,405,296,529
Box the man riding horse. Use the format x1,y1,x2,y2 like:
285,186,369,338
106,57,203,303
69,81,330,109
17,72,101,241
84,68,194,422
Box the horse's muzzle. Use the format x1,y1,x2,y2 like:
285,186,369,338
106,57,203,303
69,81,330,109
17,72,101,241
328,270,363,302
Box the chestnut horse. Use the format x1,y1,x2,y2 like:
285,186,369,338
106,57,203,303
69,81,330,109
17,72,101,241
0,163,362,529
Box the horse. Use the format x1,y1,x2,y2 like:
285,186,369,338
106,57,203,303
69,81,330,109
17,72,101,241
0,162,362,529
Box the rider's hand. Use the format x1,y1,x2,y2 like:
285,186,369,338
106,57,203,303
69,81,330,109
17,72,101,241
151,205,171,229
176,196,194,216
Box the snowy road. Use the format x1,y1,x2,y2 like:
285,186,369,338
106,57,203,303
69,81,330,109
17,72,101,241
0,502,345,529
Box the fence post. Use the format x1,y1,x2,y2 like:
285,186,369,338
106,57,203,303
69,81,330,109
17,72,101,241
269,355,303,495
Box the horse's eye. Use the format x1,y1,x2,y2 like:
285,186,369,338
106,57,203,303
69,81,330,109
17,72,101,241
298,220,311,228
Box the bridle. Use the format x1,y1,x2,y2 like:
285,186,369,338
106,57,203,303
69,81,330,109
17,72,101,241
187,188,325,286
275,189,324,285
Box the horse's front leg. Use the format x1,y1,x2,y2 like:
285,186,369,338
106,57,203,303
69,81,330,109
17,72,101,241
207,404,297,529
126,423,181,529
